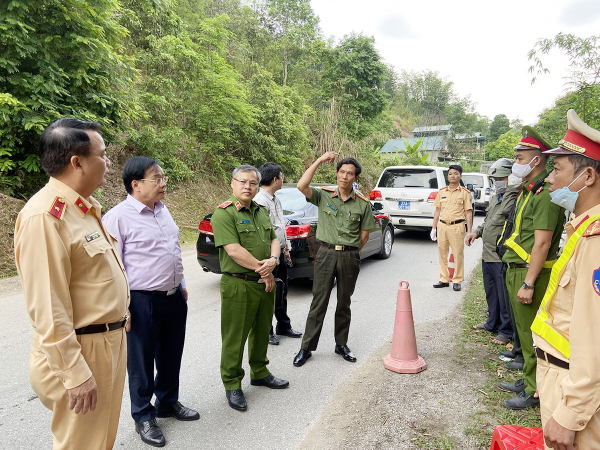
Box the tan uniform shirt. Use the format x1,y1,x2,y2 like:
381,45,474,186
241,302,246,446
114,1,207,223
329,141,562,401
14,178,130,389
533,203,600,430
433,185,472,222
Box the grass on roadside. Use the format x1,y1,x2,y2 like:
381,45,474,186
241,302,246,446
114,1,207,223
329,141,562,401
458,264,542,448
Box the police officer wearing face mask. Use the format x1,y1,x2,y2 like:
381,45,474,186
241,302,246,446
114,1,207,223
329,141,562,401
466,159,518,346
498,127,566,410
532,109,600,450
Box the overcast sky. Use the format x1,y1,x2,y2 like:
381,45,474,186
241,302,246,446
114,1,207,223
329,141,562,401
310,0,600,125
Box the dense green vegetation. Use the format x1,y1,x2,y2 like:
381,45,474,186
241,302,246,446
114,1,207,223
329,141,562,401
2,2,599,197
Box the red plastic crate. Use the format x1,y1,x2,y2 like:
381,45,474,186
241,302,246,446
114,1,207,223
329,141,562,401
490,425,544,450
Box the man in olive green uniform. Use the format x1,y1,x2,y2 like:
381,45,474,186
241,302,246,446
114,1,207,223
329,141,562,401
293,152,375,367
466,158,518,344
211,165,289,412
500,127,565,410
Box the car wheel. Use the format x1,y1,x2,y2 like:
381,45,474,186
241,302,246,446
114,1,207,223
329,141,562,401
377,226,393,259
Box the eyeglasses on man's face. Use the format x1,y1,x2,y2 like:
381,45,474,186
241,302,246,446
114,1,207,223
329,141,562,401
140,177,168,186
233,178,259,188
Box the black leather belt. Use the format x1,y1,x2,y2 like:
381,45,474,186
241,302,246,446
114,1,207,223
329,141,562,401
320,242,358,251
223,272,262,283
439,219,466,225
507,263,530,269
133,285,180,296
535,347,569,370
75,320,126,335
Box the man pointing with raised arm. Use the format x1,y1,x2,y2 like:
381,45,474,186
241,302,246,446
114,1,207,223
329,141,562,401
293,152,375,367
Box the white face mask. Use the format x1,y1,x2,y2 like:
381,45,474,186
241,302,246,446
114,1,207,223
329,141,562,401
494,180,507,192
508,174,523,188
512,156,539,178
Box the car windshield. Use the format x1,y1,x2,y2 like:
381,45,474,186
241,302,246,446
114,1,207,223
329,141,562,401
377,169,439,189
462,174,484,188
275,188,308,210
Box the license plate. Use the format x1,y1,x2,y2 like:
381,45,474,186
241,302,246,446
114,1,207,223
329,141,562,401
398,201,410,210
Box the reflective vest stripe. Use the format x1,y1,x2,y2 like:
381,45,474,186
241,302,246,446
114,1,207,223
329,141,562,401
504,189,556,269
531,214,600,360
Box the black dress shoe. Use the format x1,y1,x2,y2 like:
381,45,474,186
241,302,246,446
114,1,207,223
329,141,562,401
293,349,312,366
250,373,290,389
499,350,516,359
453,283,461,291
503,390,540,410
155,401,200,421
269,331,280,345
276,327,303,338
433,282,450,288
505,360,524,371
135,419,165,447
225,389,247,411
335,345,357,362
499,379,526,393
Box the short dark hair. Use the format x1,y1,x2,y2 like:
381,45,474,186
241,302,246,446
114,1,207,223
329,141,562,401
40,118,101,176
448,164,463,174
259,162,282,186
569,154,600,177
122,156,159,194
336,157,361,177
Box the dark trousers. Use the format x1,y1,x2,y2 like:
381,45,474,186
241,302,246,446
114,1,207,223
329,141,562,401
482,261,512,339
301,246,361,351
271,259,292,333
128,287,187,423
501,264,523,362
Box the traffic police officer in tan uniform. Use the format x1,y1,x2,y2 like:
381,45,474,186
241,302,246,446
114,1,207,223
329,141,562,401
293,152,375,367
14,118,130,449
531,110,600,450
212,165,289,412
432,164,473,291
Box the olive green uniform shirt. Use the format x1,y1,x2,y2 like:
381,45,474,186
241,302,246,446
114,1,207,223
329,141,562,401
307,187,375,248
212,195,277,276
475,187,519,263
502,170,565,264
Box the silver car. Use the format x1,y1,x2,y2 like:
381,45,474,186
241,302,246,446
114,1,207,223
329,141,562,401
369,165,449,231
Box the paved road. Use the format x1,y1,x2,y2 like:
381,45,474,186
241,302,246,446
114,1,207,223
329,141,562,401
0,217,483,450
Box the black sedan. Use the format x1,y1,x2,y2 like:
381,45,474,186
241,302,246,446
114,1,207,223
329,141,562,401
196,186,395,280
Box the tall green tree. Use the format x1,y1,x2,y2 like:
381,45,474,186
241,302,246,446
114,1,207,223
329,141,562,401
0,0,137,195
488,114,511,142
484,130,519,161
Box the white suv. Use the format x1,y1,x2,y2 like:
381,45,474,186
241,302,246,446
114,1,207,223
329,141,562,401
462,172,491,211
370,166,449,231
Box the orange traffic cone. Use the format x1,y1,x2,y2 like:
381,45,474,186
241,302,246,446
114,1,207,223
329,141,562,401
448,252,455,281
383,281,426,374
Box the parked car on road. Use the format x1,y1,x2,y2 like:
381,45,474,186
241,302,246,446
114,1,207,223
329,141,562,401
369,165,449,231
462,172,492,211
196,185,395,280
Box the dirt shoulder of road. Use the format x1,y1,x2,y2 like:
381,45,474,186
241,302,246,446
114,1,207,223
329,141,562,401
296,267,541,450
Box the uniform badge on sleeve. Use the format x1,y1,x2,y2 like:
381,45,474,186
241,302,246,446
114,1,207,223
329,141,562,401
593,267,600,296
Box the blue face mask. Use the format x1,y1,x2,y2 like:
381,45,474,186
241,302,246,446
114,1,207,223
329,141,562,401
549,170,586,211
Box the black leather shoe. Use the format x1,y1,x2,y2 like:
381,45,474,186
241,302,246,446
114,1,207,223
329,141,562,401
155,401,200,421
293,349,312,366
499,379,526,393
276,327,303,338
250,373,290,389
135,419,165,447
433,282,450,288
499,350,516,359
269,331,280,345
225,389,247,411
335,345,357,362
453,283,461,291
505,360,524,371
503,390,540,410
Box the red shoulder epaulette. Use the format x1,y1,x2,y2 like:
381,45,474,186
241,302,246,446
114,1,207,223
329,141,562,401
218,201,232,209
535,185,544,195
355,191,369,202
322,186,336,192
48,196,66,220
583,220,600,237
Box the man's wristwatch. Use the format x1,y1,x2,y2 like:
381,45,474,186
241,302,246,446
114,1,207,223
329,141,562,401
522,282,534,290
270,255,279,265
